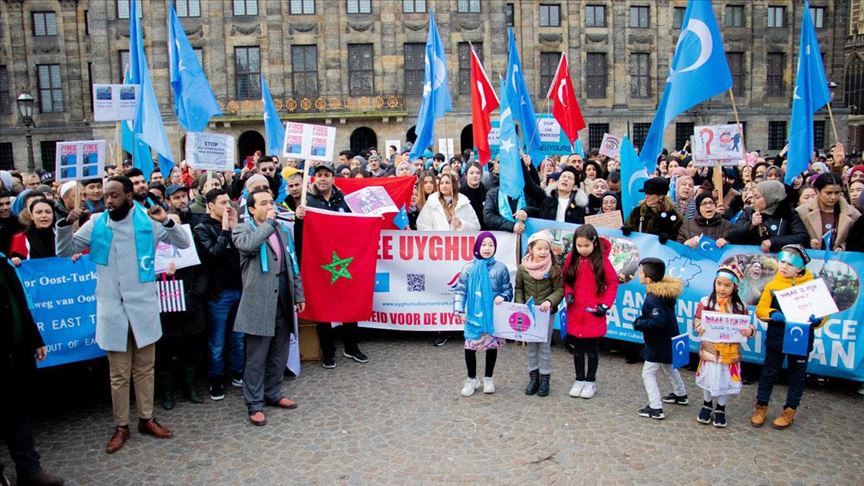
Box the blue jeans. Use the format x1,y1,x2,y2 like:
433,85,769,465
206,289,244,380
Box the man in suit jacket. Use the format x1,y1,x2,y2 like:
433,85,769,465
233,188,305,426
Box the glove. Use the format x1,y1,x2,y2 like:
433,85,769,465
621,227,633,237
565,294,574,305
588,304,608,317
657,233,669,245
769,310,786,323
808,314,821,326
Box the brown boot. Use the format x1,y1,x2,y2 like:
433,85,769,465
772,407,796,430
750,404,769,427
105,426,130,454
138,418,173,439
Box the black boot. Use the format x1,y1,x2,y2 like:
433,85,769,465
524,370,539,395
537,374,551,397
183,366,203,404
158,370,175,410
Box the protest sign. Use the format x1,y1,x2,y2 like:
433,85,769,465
437,138,455,160
584,211,623,229
775,278,839,323
385,139,401,153
16,256,105,368
692,123,744,165
486,114,571,160
700,311,750,343
599,133,621,158
154,224,200,274
344,186,398,216
55,140,106,181
185,132,235,171
92,83,140,121
493,302,550,343
282,122,336,162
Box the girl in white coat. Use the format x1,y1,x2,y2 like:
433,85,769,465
417,173,481,231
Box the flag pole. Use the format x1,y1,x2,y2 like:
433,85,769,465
826,102,840,145
300,162,310,207
523,95,552,161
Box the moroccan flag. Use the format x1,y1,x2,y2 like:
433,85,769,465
299,208,382,322
546,52,586,146
334,176,416,229
470,47,499,165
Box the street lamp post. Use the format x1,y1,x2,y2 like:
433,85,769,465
16,93,36,172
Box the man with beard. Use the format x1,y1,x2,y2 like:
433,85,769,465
125,168,152,205
165,185,196,225
55,176,190,454
0,190,20,254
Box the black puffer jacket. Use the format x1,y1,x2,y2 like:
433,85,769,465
725,204,809,252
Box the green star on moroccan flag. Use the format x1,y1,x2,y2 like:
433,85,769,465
321,251,354,284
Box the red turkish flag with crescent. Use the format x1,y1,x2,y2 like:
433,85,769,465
470,48,499,165
547,53,586,146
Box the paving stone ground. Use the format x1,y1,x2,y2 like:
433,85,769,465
3,332,862,485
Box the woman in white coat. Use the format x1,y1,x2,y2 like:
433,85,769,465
417,173,481,231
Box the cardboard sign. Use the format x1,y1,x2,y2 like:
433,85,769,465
92,84,140,121
584,211,623,229
185,132,235,171
692,123,744,164
344,186,398,216
599,133,621,158
775,278,838,323
492,302,550,343
55,140,106,181
282,122,336,162
700,311,750,343
154,224,201,274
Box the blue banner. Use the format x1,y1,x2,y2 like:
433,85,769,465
525,218,864,381
15,256,104,368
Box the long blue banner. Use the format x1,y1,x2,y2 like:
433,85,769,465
524,218,864,381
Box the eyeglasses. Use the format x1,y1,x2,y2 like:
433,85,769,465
699,200,716,206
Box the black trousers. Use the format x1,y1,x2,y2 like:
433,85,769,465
317,322,360,359
571,337,600,382
1,358,41,478
756,345,809,409
465,349,497,379
155,333,200,370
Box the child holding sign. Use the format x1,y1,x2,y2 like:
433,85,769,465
515,230,564,397
693,264,754,428
751,244,827,430
454,232,513,397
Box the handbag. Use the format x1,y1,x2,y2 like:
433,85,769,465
159,274,186,313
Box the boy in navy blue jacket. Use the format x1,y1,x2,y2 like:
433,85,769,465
633,258,686,419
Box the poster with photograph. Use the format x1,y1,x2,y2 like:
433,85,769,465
282,122,336,162
55,140,107,181
92,84,140,121
344,186,398,216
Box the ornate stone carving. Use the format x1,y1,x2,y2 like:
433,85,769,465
58,0,78,9
585,33,608,44
628,33,653,44
231,23,261,36
289,23,318,34
539,33,563,44
404,22,428,32
346,22,374,33
458,18,481,31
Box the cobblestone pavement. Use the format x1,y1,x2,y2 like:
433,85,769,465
3,333,862,485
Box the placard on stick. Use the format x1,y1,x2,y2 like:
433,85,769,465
599,133,621,159
92,84,140,121
282,122,336,162
185,132,235,171
55,140,106,181
691,123,745,167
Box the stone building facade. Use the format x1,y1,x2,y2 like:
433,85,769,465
0,0,851,172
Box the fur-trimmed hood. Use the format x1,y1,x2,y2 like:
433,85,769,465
645,276,683,299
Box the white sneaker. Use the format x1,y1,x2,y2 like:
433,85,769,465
580,382,596,399
482,377,495,394
461,378,479,397
569,380,585,397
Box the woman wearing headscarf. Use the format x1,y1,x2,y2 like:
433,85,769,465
726,180,809,253
677,193,733,249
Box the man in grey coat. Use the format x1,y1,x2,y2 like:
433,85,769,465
233,188,305,426
56,176,190,453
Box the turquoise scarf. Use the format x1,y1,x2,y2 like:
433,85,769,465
246,212,299,275
497,190,526,224
464,257,495,340
90,206,156,282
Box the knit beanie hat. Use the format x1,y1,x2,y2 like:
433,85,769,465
527,230,553,248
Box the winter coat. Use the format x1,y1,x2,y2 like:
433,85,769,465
536,189,589,224
795,197,861,250
193,216,243,299
417,192,481,231
514,264,564,311
624,197,683,239
755,269,826,353
633,277,684,364
459,183,488,230
725,204,809,252
562,238,619,338
483,188,523,232
677,214,733,244
1,255,44,391
453,260,513,314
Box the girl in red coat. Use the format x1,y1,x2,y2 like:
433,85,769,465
563,224,619,399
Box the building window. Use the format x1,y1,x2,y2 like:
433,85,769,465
505,3,515,26
585,5,605,27
675,122,694,151
37,64,63,113
813,120,826,149
630,53,650,98
633,123,651,150
0,65,9,115
347,0,371,14
844,56,864,116
810,7,825,28
0,143,12,171
234,46,261,100
728,52,745,96
589,124,609,151
40,141,59,171
233,0,258,16
193,48,204,67
402,0,425,13
766,52,785,95
32,11,58,37
768,121,787,151
767,6,785,28
726,5,744,27
405,43,425,95
88,62,94,114
176,0,201,17
457,0,481,14
586,53,607,99
672,7,685,29
539,52,560,94
84,10,90,35
292,45,318,97
348,44,374,96
539,4,561,27
630,6,649,28
458,42,483,95
290,0,315,15
117,0,142,19
119,50,130,82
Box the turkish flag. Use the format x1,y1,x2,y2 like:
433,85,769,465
546,53,586,146
334,176,416,229
299,208,382,322
470,48,499,165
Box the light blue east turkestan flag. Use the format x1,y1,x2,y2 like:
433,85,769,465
121,67,155,176
408,12,452,160
638,0,732,174
498,77,524,201
619,136,650,220
505,28,542,167
129,0,174,178
168,2,221,133
261,75,285,157
785,1,832,185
